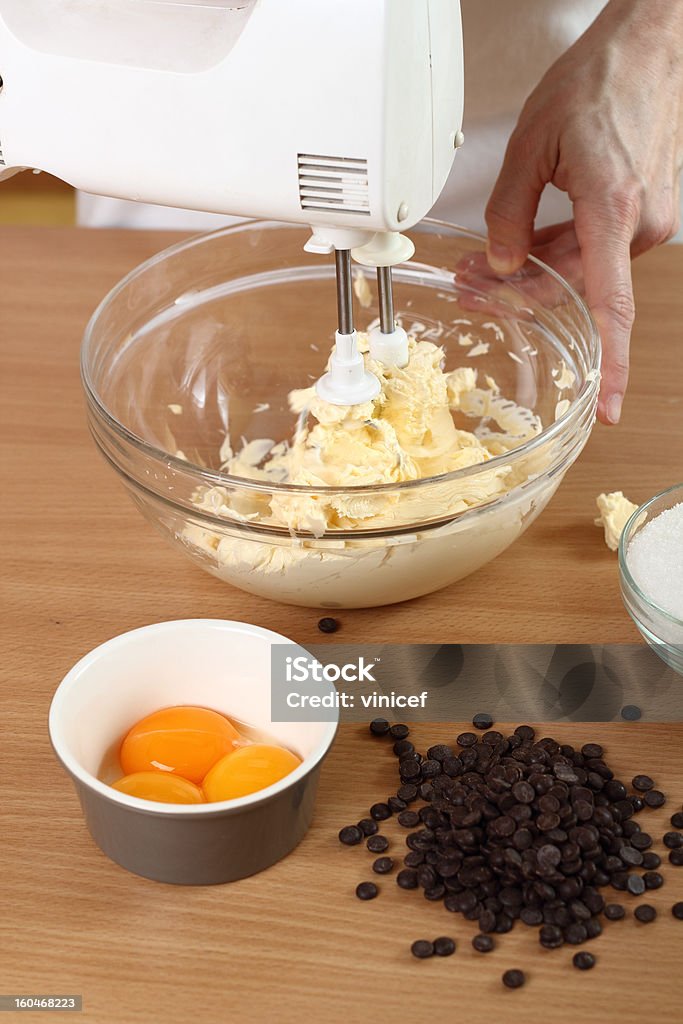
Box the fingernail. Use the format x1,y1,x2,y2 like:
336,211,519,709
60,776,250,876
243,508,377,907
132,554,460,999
487,242,516,274
606,394,623,424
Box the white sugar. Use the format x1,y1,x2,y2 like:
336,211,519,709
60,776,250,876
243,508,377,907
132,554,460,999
628,502,683,620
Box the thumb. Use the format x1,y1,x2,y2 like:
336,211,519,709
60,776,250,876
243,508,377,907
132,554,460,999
485,128,549,274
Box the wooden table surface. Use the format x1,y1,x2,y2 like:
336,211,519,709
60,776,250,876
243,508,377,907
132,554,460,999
2,227,682,1023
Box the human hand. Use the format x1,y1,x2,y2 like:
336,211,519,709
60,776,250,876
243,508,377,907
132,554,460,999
485,0,683,424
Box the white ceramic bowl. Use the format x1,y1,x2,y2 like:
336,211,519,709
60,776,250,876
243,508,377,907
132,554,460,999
49,619,338,884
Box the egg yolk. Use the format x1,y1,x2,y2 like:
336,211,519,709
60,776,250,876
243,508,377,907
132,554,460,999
203,743,302,802
112,772,204,804
119,705,243,785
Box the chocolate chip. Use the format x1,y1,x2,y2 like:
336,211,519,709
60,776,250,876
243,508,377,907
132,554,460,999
626,874,646,896
512,781,535,804
434,936,456,956
397,868,418,890
389,799,407,819
389,724,410,740
427,744,453,762
536,844,562,874
634,904,656,923
671,812,683,829
442,756,463,778
424,884,446,901
495,914,514,934
473,933,495,952
478,909,497,933
630,832,653,851
663,831,683,849
540,924,564,949
672,902,683,920
604,903,626,921
473,713,494,730
357,818,378,837
621,705,642,721
644,789,666,808
356,882,378,900
643,871,663,890
641,852,661,870
420,759,442,779
619,846,643,867
554,764,579,784
632,774,654,791
317,616,339,633
367,834,389,853
604,780,627,801
399,760,421,781
456,732,478,747
397,810,420,828
502,969,525,989
369,718,390,737
363,724,672,960
564,923,588,945
372,857,394,875
573,952,596,970
393,739,414,757
397,783,418,802
411,940,434,959
370,802,392,821
669,849,683,866
339,825,363,845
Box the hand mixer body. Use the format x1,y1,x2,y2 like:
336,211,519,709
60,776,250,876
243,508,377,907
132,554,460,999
0,0,462,238
0,0,464,404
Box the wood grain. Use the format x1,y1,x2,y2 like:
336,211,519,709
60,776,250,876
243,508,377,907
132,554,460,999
1,227,682,1023
2,720,683,1024
1,228,682,647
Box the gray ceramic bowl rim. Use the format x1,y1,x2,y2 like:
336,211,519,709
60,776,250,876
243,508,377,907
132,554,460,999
618,482,683,628
80,218,601,501
49,619,339,819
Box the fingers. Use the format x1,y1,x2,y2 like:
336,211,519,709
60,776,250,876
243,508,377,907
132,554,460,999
530,220,575,248
529,222,584,294
573,195,638,425
485,125,551,275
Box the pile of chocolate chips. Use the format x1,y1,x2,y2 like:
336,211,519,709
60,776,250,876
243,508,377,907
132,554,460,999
339,720,683,983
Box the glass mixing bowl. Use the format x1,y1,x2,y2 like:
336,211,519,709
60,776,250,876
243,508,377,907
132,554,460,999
619,484,683,675
82,220,600,608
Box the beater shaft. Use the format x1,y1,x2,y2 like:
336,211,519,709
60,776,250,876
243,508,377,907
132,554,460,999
377,265,395,334
335,249,354,336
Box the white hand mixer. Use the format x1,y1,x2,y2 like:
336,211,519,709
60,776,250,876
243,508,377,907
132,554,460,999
0,0,464,404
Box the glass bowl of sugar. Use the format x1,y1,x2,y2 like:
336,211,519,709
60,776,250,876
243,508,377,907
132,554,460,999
619,483,683,675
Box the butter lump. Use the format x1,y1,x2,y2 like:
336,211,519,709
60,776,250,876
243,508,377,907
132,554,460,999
595,491,639,551
180,333,552,605
197,333,542,535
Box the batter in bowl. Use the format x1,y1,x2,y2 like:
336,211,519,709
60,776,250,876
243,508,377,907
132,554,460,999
177,333,560,606
192,333,542,535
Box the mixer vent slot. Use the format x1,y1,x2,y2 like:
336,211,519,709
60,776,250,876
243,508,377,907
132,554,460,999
0,140,5,166
298,153,369,215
